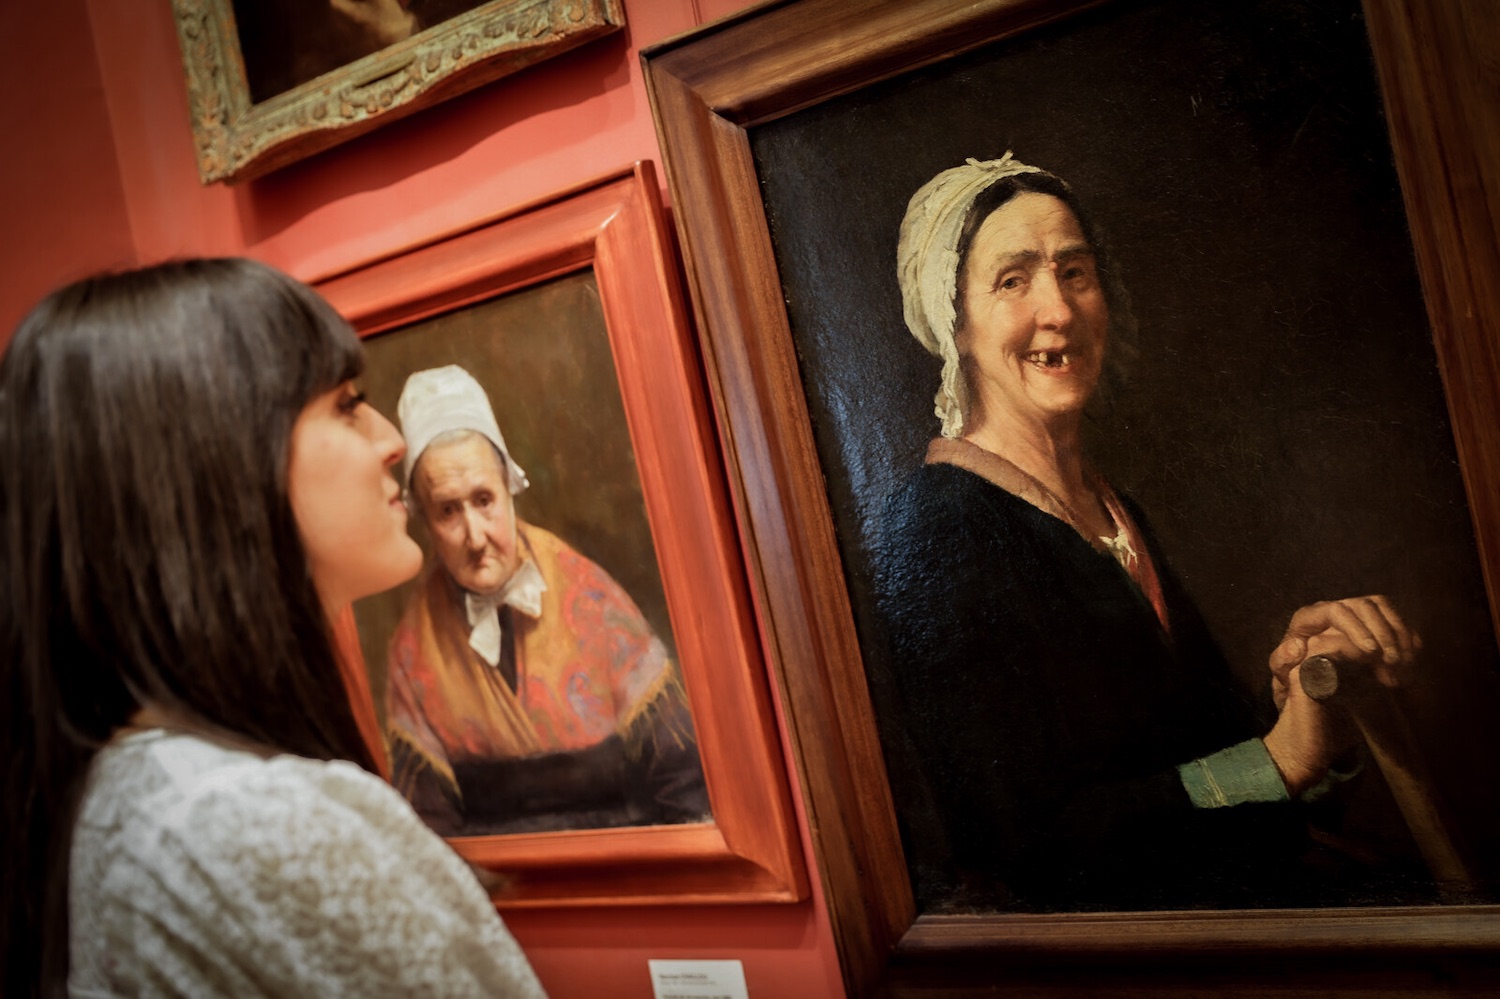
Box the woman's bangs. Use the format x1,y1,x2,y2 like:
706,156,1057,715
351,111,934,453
282,278,365,400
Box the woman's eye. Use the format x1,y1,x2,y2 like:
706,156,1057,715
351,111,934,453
1060,260,1097,286
338,388,367,415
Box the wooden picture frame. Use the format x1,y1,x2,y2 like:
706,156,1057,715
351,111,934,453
644,0,1500,993
318,163,807,907
171,0,624,184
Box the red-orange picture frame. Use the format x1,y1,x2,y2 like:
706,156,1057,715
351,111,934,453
317,163,807,908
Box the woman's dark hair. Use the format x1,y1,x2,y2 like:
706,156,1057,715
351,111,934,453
0,258,378,995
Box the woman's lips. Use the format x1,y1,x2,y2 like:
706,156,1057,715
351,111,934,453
1024,349,1076,370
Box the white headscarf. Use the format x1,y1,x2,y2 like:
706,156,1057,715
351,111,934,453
396,364,529,495
896,152,1045,438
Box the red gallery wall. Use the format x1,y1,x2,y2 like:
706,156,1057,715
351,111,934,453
0,1,846,996
0,0,137,337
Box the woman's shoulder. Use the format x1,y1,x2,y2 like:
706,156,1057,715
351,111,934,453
81,730,393,827
75,732,423,910
874,458,1052,611
78,731,467,887
72,731,544,997
884,453,1052,546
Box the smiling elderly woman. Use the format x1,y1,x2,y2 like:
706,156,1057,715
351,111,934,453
875,154,1421,912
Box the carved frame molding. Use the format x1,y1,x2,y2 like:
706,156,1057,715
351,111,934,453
170,0,623,184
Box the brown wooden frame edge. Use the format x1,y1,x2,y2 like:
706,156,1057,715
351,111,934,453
643,0,1500,994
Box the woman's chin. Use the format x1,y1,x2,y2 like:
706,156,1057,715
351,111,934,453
1022,390,1093,423
1033,379,1099,419
396,538,424,583
356,539,425,603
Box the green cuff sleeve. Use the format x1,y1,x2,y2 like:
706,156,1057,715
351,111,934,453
1178,738,1289,808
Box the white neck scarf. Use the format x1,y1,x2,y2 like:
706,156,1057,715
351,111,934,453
463,559,546,667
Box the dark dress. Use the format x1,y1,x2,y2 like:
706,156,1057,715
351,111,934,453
875,457,1326,912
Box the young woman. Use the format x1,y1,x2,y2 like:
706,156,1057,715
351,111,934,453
0,259,546,996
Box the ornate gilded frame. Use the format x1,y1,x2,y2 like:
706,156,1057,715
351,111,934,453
170,0,623,184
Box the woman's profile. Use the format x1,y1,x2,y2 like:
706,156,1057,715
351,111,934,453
0,259,546,996
877,153,1422,912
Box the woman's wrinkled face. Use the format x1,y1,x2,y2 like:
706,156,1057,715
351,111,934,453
412,435,522,599
288,381,423,612
955,192,1110,429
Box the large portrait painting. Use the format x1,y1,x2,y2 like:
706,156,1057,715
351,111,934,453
318,166,806,907
751,0,1500,913
647,0,1500,991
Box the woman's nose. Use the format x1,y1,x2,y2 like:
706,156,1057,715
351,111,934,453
462,507,487,549
370,408,407,468
1034,266,1074,328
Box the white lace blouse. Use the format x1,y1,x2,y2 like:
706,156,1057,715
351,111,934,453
68,729,546,998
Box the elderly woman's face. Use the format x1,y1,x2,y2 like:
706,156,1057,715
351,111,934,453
956,192,1109,428
413,434,523,598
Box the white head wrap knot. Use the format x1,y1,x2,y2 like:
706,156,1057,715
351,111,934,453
397,364,528,495
897,152,1046,438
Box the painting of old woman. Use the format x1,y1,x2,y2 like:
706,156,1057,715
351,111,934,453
875,154,1422,912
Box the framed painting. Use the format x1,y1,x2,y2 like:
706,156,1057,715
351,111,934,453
317,163,806,907
170,0,624,184
645,0,1500,992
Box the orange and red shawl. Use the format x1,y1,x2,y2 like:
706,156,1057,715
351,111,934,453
386,521,678,807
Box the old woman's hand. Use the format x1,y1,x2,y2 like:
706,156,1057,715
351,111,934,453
1268,595,1420,709
1261,596,1419,793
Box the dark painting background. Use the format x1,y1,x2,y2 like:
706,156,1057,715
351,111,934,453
751,0,1500,907
233,0,491,102
351,269,678,729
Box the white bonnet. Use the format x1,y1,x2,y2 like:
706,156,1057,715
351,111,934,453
896,152,1044,437
396,364,528,495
